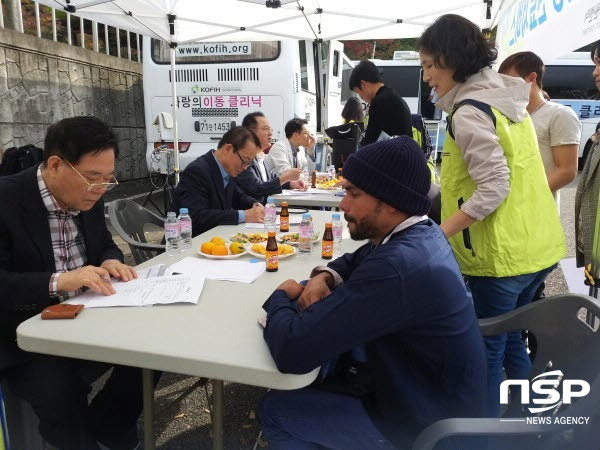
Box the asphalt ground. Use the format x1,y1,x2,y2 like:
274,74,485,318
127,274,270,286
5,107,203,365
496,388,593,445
100,173,579,449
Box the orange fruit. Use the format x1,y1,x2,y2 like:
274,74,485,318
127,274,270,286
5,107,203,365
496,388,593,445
211,245,228,256
201,242,215,255
229,242,245,254
211,236,225,246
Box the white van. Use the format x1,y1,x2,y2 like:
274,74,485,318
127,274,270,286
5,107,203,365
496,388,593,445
143,37,350,174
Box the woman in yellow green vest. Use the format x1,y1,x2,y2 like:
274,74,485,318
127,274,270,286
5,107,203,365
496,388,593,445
417,15,565,417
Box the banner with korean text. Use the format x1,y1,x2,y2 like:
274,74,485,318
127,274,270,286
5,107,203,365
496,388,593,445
497,0,600,64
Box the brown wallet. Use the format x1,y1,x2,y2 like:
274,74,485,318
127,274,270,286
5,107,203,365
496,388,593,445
41,303,84,320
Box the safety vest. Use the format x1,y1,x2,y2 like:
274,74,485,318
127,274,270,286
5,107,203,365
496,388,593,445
442,99,565,277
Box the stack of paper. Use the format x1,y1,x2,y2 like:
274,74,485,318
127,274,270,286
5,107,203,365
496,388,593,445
67,275,204,308
280,189,314,196
167,257,265,283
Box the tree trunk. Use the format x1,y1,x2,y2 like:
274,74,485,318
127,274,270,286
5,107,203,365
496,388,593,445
4,0,22,31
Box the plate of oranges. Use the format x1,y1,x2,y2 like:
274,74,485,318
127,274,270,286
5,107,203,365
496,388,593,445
198,236,247,259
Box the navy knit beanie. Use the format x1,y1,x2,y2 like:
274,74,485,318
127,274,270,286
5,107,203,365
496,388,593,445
342,137,431,215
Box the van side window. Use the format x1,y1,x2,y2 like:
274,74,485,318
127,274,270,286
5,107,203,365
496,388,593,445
299,41,309,91
544,65,596,100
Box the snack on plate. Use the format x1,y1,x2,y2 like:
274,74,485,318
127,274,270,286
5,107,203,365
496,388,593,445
229,232,268,243
278,232,320,244
316,178,340,189
250,243,295,256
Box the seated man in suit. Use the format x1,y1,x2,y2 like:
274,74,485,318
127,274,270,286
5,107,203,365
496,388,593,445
237,112,307,203
173,126,265,237
265,118,316,176
0,116,146,449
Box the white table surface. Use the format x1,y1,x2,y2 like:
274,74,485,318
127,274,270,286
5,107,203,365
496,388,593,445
272,189,343,208
16,210,360,390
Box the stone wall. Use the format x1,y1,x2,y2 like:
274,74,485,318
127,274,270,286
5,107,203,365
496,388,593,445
0,26,147,180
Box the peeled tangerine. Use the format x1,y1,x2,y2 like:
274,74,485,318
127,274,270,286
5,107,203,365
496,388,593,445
229,242,245,254
201,242,215,254
210,236,226,246
211,245,229,256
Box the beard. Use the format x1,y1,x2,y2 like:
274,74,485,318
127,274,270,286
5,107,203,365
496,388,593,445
344,201,382,241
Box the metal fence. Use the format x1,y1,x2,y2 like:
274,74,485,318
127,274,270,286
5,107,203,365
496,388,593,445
0,0,142,62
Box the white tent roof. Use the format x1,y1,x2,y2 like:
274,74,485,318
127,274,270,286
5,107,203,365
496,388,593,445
39,0,490,43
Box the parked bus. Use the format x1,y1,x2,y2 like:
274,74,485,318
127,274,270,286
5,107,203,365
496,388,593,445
363,52,599,167
142,37,349,174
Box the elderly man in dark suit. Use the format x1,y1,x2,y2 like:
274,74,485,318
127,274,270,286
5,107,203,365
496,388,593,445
0,116,145,449
173,126,265,237
237,112,307,203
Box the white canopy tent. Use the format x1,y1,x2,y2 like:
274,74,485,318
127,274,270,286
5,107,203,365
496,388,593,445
36,0,493,183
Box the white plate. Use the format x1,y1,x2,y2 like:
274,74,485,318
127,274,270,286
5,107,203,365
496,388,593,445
197,248,248,259
245,245,297,259
277,232,320,246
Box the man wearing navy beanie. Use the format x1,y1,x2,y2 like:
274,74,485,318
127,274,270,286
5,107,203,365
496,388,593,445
258,137,487,449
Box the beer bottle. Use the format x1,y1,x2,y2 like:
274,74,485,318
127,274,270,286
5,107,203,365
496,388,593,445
337,168,343,181
311,170,317,188
280,201,290,232
322,222,334,259
266,231,279,272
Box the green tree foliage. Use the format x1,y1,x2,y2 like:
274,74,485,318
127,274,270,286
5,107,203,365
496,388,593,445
342,39,418,60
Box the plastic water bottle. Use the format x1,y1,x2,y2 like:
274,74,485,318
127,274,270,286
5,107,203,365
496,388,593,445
298,213,313,256
265,197,277,231
165,211,180,255
302,168,310,185
178,208,192,251
332,213,343,258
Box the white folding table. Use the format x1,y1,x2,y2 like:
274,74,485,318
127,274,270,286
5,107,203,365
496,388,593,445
17,211,360,450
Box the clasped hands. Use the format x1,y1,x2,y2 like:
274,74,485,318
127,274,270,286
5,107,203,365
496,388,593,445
276,271,334,311
56,259,137,296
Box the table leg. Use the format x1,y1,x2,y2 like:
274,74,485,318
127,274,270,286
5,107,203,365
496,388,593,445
142,368,155,450
212,379,224,450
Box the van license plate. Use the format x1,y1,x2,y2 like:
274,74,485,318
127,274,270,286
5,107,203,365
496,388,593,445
198,119,231,134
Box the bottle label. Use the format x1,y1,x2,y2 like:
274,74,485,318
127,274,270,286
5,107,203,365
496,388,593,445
180,222,192,234
322,241,333,257
165,225,179,239
280,216,289,231
333,228,342,239
266,251,279,270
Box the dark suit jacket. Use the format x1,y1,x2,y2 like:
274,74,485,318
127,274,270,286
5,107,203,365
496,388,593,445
173,151,256,237
0,167,123,371
235,159,290,204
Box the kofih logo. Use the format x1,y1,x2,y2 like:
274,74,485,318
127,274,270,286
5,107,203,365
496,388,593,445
500,370,590,413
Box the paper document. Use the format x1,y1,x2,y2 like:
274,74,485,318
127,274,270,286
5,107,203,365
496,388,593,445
279,190,314,196
167,256,265,283
67,275,204,308
137,264,167,279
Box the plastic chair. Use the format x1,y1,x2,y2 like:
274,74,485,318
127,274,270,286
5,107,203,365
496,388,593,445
108,199,166,264
412,293,600,450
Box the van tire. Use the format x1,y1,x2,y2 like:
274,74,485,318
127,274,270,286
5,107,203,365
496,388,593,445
579,138,594,171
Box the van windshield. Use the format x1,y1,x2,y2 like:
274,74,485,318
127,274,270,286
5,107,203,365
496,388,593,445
151,39,280,64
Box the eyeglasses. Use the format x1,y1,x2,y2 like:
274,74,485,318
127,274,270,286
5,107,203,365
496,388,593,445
66,160,119,192
235,151,252,168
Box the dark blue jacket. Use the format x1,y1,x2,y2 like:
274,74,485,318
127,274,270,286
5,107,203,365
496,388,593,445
173,151,256,237
263,219,486,446
235,159,290,204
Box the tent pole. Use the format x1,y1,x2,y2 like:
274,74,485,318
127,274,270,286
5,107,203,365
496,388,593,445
169,45,180,186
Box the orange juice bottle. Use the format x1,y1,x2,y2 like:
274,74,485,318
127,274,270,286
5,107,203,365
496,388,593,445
322,222,334,259
280,201,290,232
266,231,279,272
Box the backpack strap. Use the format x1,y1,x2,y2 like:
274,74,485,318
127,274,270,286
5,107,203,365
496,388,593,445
447,99,496,141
